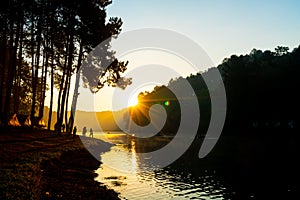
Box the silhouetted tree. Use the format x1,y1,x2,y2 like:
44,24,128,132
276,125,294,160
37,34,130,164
67,0,131,134
0,0,129,131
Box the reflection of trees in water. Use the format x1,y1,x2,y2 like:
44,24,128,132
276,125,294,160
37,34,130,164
167,134,300,199
123,135,172,153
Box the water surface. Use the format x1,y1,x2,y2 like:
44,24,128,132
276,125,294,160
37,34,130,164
92,132,230,200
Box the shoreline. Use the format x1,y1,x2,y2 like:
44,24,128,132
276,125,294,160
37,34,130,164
0,127,120,200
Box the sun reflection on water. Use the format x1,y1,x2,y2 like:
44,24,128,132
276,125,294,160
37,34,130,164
131,140,137,173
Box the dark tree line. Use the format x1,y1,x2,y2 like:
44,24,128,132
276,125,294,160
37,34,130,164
0,0,129,133
129,46,300,136
127,46,300,197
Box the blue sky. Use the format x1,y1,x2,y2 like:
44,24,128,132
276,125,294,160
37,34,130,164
73,0,300,111
106,0,300,65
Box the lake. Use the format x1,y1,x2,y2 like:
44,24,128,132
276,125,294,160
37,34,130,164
81,132,230,199
79,132,299,200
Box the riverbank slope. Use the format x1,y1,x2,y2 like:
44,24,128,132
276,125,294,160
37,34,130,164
0,127,119,200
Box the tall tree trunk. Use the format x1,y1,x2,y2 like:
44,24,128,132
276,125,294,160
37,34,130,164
13,19,23,114
48,44,54,130
47,17,55,130
38,48,48,119
64,73,71,133
39,17,50,120
56,69,65,133
38,50,45,117
68,41,83,134
0,28,7,114
56,36,70,130
59,32,74,134
3,45,13,123
31,15,42,127
4,17,20,123
30,14,35,126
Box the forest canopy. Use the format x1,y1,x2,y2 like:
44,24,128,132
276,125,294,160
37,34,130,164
129,46,300,136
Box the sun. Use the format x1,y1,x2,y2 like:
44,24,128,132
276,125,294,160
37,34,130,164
128,95,139,107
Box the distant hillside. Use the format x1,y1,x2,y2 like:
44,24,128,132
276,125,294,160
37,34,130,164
43,107,129,132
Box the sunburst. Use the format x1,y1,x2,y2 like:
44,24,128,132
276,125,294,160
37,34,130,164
128,95,139,107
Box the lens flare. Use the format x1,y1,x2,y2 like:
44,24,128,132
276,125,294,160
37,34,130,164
164,101,170,106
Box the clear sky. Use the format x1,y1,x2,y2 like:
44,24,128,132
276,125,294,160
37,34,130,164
108,0,300,63
47,0,300,112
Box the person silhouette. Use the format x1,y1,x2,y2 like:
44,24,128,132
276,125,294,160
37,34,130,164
82,126,87,137
62,124,65,133
73,126,77,139
89,128,93,138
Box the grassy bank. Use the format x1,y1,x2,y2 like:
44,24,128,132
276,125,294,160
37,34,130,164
0,127,119,200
